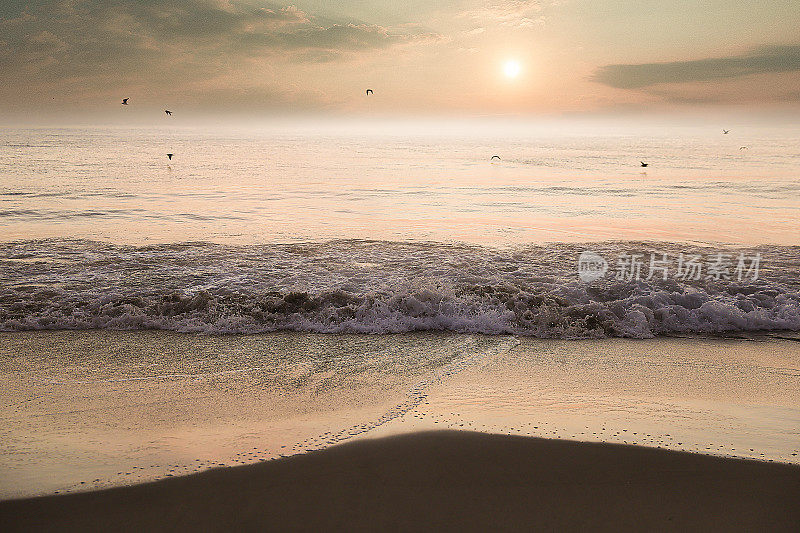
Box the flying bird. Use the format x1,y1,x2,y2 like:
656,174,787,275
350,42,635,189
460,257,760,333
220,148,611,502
366,89,373,95
723,129,730,134
740,146,748,150
121,98,129,105
165,110,172,116
640,161,648,167
167,154,173,160
491,155,501,160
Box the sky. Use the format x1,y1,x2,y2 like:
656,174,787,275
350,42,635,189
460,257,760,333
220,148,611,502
1,0,799,120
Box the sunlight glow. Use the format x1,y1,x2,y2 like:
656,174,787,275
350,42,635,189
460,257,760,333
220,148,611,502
503,60,521,79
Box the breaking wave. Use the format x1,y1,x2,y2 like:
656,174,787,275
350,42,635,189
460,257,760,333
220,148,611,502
0,239,798,338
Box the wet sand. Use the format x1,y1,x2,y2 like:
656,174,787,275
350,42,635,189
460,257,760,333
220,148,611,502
2,431,799,532
2,331,799,500
0,330,506,498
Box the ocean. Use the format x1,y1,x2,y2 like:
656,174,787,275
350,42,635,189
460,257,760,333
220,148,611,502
1,120,798,496
1,121,799,337
1,121,799,245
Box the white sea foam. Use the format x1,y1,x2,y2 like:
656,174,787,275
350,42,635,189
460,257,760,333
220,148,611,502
0,239,798,338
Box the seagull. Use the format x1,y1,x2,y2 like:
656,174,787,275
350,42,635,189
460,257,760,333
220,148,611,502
723,129,730,134
491,155,501,160
640,161,648,167
121,98,129,105
167,154,173,160
366,89,373,96
165,110,172,116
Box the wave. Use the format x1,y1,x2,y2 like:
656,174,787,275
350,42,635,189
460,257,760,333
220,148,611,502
0,239,798,338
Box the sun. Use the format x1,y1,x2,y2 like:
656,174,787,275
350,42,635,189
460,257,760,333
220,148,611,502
503,60,521,79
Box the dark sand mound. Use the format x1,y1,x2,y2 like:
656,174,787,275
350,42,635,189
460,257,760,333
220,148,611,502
2,431,798,532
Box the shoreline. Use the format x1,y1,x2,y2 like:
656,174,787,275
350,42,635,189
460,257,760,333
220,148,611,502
2,431,799,532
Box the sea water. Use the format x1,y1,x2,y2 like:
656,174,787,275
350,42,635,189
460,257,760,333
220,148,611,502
1,121,798,245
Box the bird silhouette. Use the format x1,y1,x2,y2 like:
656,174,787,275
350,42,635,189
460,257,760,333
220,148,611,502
740,146,748,150
167,154,173,160
491,155,501,160
121,98,129,105
723,129,730,134
366,89,373,95
640,161,648,167
165,110,172,116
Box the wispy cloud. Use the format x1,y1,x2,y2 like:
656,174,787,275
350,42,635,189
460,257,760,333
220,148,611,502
457,0,546,29
642,79,800,105
593,45,800,89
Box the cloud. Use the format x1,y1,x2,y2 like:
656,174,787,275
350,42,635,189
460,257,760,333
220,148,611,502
457,0,545,29
642,74,800,106
237,22,437,54
593,45,800,89
0,0,440,107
